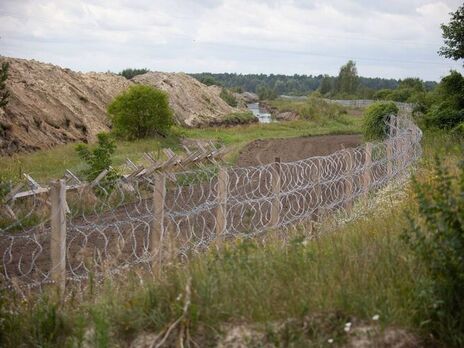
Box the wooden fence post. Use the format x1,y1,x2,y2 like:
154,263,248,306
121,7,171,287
50,179,67,296
152,173,166,268
386,116,396,178
363,143,372,198
344,150,354,212
270,157,281,227
216,167,228,244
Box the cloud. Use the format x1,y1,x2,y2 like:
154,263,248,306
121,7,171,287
0,0,462,80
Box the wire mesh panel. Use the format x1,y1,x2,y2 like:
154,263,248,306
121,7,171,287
0,115,422,292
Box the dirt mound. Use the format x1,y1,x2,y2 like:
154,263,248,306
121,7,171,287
0,56,133,155
133,72,240,127
237,134,362,167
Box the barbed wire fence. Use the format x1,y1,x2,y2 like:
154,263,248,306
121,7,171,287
0,115,422,296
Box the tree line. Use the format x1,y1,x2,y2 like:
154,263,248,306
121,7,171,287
189,67,437,100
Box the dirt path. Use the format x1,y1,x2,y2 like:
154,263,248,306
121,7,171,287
237,134,362,167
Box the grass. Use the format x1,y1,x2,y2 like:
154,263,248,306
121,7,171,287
268,95,358,122
0,117,362,183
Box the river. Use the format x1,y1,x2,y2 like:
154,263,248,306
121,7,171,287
246,103,273,123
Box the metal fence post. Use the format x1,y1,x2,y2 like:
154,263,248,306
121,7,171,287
270,157,281,227
363,143,372,198
152,173,166,268
216,167,228,244
50,179,67,296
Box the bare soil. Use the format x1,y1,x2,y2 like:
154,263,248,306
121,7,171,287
237,134,362,167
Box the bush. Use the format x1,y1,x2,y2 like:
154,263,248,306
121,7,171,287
362,101,399,141
75,133,117,182
219,88,238,107
118,68,149,80
108,85,173,139
221,111,258,125
403,159,464,346
425,102,464,129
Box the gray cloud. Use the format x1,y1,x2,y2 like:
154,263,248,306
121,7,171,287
0,0,462,80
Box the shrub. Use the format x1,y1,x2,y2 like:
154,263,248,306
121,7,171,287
75,133,117,182
118,68,149,80
108,85,173,139
219,88,238,107
425,102,464,129
403,159,464,346
222,111,258,125
362,101,399,141
0,62,10,109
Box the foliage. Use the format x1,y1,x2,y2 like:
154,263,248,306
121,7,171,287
335,60,359,95
190,72,413,97
362,101,399,141
108,85,173,139
256,84,278,100
196,74,220,86
221,111,257,125
424,70,464,129
0,62,10,109
439,4,464,63
318,74,333,95
118,68,149,80
269,94,348,122
403,158,464,346
219,87,238,107
75,133,118,182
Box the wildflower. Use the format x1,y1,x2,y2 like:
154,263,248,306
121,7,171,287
372,314,380,321
344,322,352,332
328,338,334,344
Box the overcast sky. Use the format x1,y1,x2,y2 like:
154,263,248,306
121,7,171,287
0,0,462,81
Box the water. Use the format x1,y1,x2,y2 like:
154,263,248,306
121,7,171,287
247,103,273,123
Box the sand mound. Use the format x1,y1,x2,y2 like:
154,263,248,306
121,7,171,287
132,72,239,127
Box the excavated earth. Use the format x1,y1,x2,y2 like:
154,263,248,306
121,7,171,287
0,57,245,155
237,134,362,167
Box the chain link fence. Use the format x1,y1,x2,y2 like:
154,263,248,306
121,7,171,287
0,115,422,294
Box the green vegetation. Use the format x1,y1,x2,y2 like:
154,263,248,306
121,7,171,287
439,3,464,63
362,101,399,141
403,159,464,346
118,68,149,80
190,72,419,97
108,85,173,139
374,77,427,104
219,87,238,107
221,111,257,125
335,60,359,96
268,94,349,122
257,84,278,100
0,62,10,109
75,133,117,181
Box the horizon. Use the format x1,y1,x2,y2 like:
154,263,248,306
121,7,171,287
1,0,463,82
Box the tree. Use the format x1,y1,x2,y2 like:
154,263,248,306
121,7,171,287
107,85,173,139
439,4,464,63
318,75,333,95
75,133,117,181
335,60,359,95
118,68,149,80
0,62,10,109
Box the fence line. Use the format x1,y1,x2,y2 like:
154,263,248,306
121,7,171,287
0,115,422,294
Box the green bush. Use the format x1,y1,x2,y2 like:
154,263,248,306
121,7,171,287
426,102,464,129
362,101,399,141
221,111,258,125
403,159,464,346
118,68,149,80
108,85,173,139
219,88,238,107
75,133,117,182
